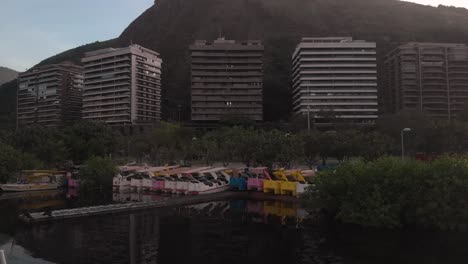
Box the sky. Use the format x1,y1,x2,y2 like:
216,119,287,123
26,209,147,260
405,0,468,8
0,0,154,72
0,0,467,72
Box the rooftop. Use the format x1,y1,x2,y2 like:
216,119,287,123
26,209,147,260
84,44,160,58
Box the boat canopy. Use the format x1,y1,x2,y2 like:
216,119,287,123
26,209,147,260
199,167,226,174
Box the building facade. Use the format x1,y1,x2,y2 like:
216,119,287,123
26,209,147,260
190,38,264,122
292,37,378,126
384,42,468,120
82,44,162,126
17,62,83,127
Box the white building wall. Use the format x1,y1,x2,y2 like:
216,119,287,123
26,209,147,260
292,37,379,125
82,44,162,126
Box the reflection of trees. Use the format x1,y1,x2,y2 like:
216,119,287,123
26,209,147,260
16,211,161,264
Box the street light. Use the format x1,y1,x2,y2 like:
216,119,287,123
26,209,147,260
401,128,412,160
307,105,311,131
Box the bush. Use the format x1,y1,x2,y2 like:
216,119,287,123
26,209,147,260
79,156,117,191
311,156,468,230
0,143,21,183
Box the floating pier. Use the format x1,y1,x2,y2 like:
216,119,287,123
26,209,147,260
21,192,242,224
19,191,302,224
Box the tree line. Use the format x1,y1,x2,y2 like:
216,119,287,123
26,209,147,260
2,110,468,183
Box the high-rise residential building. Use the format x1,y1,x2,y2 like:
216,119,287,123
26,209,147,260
292,37,379,126
384,42,468,120
17,62,83,127
190,38,264,122
82,44,162,126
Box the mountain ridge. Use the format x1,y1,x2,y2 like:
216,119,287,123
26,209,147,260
0,66,18,86
3,0,468,123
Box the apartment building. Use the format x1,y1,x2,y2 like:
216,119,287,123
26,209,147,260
190,38,264,122
384,42,468,120
17,62,83,127
82,44,162,126
292,37,379,126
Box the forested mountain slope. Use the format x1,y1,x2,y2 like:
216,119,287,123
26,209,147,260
3,0,468,122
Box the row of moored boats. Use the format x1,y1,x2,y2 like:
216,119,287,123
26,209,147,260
113,166,315,197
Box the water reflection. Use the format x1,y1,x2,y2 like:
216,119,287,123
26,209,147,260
2,192,468,264
8,199,313,264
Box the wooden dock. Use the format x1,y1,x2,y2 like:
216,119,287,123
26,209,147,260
21,192,243,224
19,191,302,224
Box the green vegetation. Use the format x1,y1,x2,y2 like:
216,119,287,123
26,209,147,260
0,143,43,183
0,143,21,183
123,122,397,167
0,108,468,182
311,157,468,230
0,80,17,130
79,156,117,191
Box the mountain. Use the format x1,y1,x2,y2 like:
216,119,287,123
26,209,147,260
0,79,17,129
0,67,18,86
4,0,468,123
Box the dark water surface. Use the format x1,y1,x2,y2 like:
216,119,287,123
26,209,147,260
1,190,468,264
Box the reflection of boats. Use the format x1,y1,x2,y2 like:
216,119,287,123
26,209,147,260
0,170,66,192
112,192,167,203
185,201,230,215
113,192,131,203
0,189,66,212
0,189,62,201
17,199,66,211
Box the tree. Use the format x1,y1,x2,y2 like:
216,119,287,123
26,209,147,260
316,132,337,165
205,128,238,166
355,131,397,160
63,121,118,163
253,130,281,168
230,127,261,166
299,131,319,169
194,135,218,166
80,156,117,191
13,126,67,166
0,143,20,183
275,132,302,169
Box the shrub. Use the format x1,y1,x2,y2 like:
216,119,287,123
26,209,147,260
0,143,20,183
79,156,117,191
311,156,468,229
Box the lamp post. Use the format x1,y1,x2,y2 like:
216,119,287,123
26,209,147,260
401,128,412,160
307,105,311,131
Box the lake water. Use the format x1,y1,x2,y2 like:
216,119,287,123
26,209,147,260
1,190,468,264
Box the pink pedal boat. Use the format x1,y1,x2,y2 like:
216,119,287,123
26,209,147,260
247,167,272,192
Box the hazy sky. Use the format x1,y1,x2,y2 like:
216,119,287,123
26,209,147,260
0,0,154,72
405,0,468,8
0,0,467,72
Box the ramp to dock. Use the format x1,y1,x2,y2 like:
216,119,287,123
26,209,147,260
21,192,242,224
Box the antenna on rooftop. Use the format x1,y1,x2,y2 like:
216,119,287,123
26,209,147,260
217,25,223,39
